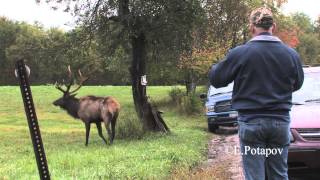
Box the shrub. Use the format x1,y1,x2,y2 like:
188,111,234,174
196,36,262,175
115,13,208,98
168,87,203,115
116,108,144,139
180,93,203,115
169,87,185,105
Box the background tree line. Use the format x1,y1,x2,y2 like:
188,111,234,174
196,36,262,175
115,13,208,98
0,0,319,87
0,17,130,85
2,0,320,132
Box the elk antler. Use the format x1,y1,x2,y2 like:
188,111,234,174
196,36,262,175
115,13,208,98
55,81,67,93
54,65,74,94
55,65,88,95
64,65,74,93
69,69,89,94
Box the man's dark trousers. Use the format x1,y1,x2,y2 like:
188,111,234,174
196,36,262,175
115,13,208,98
238,113,290,180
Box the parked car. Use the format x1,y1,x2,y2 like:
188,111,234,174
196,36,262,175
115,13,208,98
288,67,320,169
202,82,236,132
202,67,320,169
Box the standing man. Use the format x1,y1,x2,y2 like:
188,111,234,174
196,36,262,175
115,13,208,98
209,7,304,180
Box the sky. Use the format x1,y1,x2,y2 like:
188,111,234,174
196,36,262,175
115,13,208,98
282,0,319,21
0,0,319,31
0,0,76,30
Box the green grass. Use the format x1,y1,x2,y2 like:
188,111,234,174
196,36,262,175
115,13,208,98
0,86,209,179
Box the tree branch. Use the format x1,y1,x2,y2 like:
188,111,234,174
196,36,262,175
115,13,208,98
109,16,120,22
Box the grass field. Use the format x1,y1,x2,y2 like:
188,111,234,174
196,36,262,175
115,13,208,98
0,86,209,179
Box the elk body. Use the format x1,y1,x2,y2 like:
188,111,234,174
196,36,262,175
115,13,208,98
53,66,120,146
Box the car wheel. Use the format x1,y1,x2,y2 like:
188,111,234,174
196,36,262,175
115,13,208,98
208,123,219,132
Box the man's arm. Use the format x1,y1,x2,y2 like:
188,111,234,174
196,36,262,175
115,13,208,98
209,50,240,88
293,54,304,92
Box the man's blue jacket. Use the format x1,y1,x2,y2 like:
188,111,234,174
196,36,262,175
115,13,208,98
209,32,304,112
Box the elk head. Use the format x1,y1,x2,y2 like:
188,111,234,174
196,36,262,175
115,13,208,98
53,65,88,108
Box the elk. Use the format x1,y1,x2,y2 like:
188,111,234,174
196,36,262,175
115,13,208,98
53,66,120,146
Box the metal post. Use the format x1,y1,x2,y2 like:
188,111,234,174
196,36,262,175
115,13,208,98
15,60,50,180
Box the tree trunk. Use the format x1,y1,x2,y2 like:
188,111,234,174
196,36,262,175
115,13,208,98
185,69,197,95
130,33,169,132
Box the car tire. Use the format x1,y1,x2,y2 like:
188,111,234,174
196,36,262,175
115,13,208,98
208,123,219,132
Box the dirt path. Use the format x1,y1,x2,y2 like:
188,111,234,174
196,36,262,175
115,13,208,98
184,127,245,180
206,127,244,180
172,126,320,180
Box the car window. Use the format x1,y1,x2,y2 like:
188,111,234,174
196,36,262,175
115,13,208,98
293,72,320,103
208,82,233,96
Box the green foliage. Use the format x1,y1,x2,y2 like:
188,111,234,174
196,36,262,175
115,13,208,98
0,17,18,59
0,17,20,84
180,93,203,115
0,17,131,85
0,86,208,179
292,12,314,33
2,0,320,87
169,87,185,105
296,33,320,64
42,0,205,89
116,108,144,139
169,87,204,115
286,12,320,65
103,47,131,85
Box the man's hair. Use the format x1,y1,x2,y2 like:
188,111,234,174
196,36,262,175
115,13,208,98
249,7,274,30
254,17,273,30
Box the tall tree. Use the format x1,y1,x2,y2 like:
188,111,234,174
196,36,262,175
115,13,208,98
296,33,320,64
263,0,287,7
179,0,252,93
274,14,300,48
6,22,47,84
315,16,320,39
0,17,19,84
291,12,313,33
290,13,320,65
39,0,202,132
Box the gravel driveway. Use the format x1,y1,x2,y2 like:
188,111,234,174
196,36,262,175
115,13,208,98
191,126,320,180
184,126,244,180
206,127,244,180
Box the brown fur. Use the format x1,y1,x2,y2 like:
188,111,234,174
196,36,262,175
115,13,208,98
53,66,121,146
53,95,120,146
77,96,120,125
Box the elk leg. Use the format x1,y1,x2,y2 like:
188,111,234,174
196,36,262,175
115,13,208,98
111,112,118,144
85,122,91,146
106,121,112,144
96,122,107,145
111,120,116,144
102,114,112,144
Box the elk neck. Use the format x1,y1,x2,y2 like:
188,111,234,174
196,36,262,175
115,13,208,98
64,97,80,119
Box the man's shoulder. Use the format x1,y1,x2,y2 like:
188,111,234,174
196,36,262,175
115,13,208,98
274,42,300,58
226,44,253,58
227,41,300,58
284,45,299,56
246,40,299,55
228,44,250,54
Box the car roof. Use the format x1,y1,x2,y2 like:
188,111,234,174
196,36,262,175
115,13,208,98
303,67,320,73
